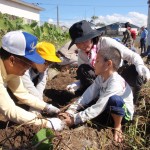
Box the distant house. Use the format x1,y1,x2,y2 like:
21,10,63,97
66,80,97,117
97,22,140,36
61,25,69,32
0,0,44,23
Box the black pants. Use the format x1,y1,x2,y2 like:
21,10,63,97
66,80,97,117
77,64,96,90
77,64,144,104
140,38,146,54
118,64,144,104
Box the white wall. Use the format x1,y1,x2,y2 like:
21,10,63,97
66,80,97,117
0,0,40,22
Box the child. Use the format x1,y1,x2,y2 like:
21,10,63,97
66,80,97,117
60,46,134,142
21,42,61,100
21,41,61,114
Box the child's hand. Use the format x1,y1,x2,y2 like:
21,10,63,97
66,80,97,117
45,104,60,115
58,113,74,127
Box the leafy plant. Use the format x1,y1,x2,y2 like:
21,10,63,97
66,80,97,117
0,13,70,49
32,128,54,150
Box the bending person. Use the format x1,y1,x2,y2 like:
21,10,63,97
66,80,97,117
21,42,61,113
0,31,65,130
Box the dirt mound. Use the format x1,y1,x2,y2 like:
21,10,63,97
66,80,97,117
0,67,149,150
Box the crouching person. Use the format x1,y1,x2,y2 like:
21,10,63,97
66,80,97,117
0,31,65,130
21,42,61,114
59,46,134,142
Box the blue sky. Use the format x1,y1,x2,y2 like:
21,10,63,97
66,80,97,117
24,0,149,27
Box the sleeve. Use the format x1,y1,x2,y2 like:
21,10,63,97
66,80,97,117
143,30,148,39
7,76,47,110
66,77,100,115
0,76,48,126
36,70,48,100
21,70,44,100
101,37,144,66
78,50,89,66
73,78,123,125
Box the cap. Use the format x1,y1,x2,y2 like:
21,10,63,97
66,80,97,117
36,42,61,62
2,30,45,64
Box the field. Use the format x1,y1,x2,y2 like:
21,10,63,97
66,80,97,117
0,40,150,149
0,61,150,150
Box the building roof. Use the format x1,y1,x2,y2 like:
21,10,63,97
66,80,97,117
97,22,140,31
10,0,44,11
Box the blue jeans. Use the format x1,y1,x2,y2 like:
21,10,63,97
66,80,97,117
140,38,146,53
105,95,131,121
92,95,131,125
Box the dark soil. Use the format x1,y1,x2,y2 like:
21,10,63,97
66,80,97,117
0,65,149,150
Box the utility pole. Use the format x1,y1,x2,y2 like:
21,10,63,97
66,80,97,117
147,0,150,46
57,5,59,27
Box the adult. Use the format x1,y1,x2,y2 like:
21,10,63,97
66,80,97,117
122,22,133,49
0,31,65,130
67,20,150,104
140,26,148,55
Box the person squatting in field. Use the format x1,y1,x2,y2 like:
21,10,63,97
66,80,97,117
21,41,61,114
60,46,134,143
66,20,150,104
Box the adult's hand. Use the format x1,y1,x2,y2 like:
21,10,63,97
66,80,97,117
47,118,65,131
136,64,150,81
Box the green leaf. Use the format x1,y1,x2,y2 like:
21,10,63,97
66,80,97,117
32,128,54,150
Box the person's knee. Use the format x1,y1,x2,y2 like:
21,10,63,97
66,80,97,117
108,95,124,107
107,95,125,117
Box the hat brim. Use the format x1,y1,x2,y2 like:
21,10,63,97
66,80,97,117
24,51,45,64
68,30,102,50
43,54,62,62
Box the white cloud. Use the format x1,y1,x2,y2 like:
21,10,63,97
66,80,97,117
48,18,54,24
94,12,147,27
47,12,148,28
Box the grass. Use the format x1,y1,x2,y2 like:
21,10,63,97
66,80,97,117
123,81,150,149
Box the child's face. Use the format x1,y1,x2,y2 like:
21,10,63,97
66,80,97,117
76,39,93,53
94,53,108,76
33,61,53,73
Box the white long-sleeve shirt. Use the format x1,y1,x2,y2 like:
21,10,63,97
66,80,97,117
21,68,48,100
0,58,48,126
66,72,134,125
78,37,144,67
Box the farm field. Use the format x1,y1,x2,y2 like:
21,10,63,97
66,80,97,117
0,60,150,150
0,37,149,149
